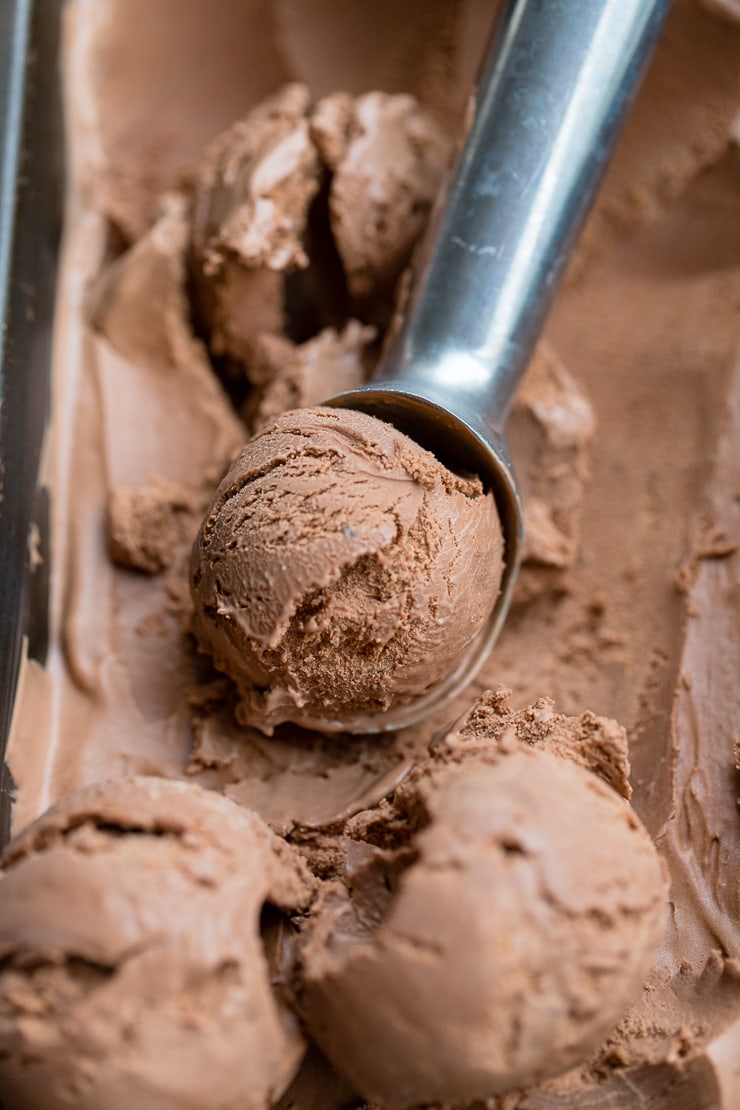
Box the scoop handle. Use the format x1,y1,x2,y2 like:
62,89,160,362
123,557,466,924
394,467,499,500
376,0,671,429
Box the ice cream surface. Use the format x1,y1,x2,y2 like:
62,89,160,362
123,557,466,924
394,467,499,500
0,776,315,1110
191,406,504,733
245,321,375,431
189,84,320,373
310,90,450,316
188,80,448,386
298,692,668,1106
3,0,740,1107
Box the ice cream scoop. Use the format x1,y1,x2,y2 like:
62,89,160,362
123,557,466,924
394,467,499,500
329,0,671,692
192,0,670,734
297,693,669,1106
191,407,504,734
0,777,316,1110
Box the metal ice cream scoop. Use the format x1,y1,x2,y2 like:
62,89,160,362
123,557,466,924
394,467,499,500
328,0,670,729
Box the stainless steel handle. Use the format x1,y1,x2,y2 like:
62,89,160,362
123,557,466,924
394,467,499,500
377,0,671,430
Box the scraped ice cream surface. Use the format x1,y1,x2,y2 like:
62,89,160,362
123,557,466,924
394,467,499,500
4,0,740,1107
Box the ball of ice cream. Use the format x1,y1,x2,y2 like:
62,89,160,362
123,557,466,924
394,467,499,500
297,718,668,1106
0,777,316,1110
190,406,504,733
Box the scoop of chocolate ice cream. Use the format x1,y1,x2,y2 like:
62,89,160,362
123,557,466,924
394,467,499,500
0,777,316,1110
297,695,668,1106
190,406,504,733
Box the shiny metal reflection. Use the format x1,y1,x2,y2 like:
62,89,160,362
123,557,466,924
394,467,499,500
327,0,671,732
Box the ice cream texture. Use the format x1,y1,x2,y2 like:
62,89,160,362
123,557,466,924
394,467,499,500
188,82,448,384
3,0,740,1107
190,406,504,733
0,777,316,1110
298,691,668,1106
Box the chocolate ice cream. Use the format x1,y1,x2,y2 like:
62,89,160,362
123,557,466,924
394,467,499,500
188,83,446,383
310,90,449,316
245,320,375,431
0,776,315,1110
191,406,504,733
3,1,739,1107
297,691,668,1106
189,83,320,372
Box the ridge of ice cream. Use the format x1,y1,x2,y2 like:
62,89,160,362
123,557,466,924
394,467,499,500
296,690,669,1107
190,406,504,733
188,83,449,384
0,777,316,1110
245,320,376,432
310,90,450,318
189,84,320,374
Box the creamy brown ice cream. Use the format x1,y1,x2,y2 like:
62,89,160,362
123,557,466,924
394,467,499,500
108,478,195,574
245,321,375,431
297,691,668,1106
190,406,504,733
188,82,447,386
310,90,449,317
3,0,740,1106
189,84,320,375
0,776,315,1110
